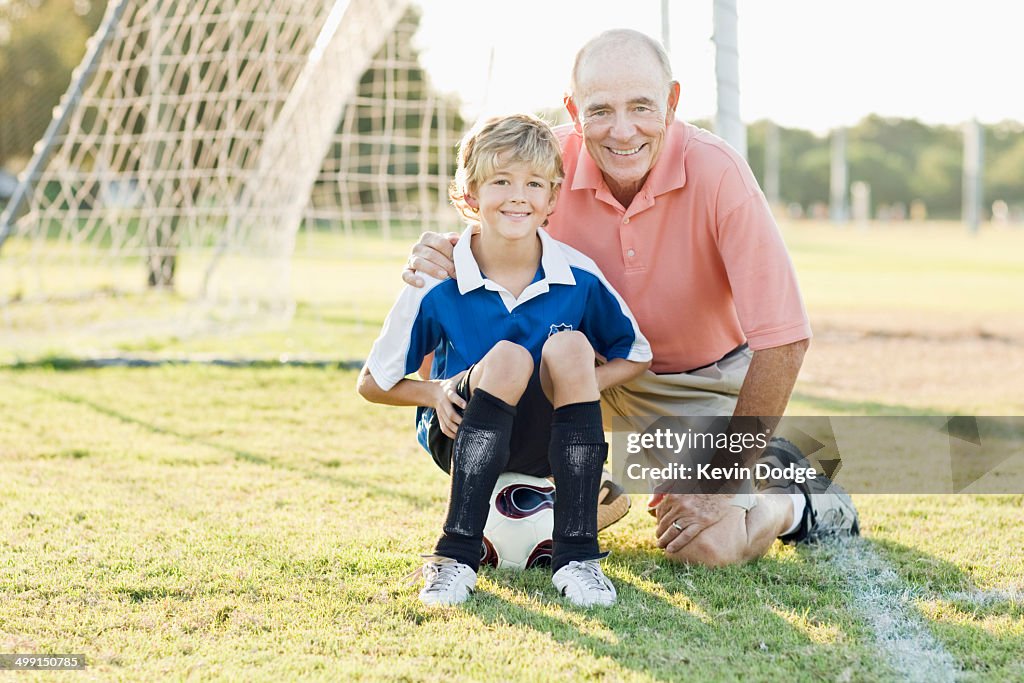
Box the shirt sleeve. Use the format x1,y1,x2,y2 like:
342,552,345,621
578,269,653,363
714,163,812,350
364,285,443,391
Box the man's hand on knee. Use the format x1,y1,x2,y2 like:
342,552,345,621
402,231,460,286
654,494,731,554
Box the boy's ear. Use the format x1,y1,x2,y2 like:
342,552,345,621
464,193,479,210
542,186,560,227
548,184,560,212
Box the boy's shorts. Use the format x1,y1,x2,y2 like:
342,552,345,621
427,365,554,478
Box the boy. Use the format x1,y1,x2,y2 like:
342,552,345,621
357,114,651,607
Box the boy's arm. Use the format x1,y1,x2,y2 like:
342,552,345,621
574,261,653,385
356,365,467,438
357,365,439,406
596,357,650,393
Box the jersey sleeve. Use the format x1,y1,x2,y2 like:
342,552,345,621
364,284,443,391
578,268,653,363
714,162,812,350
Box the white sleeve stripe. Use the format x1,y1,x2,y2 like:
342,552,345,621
364,277,446,391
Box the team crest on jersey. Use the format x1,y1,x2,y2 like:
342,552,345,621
548,323,573,337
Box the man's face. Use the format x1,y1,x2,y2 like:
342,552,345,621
568,49,679,195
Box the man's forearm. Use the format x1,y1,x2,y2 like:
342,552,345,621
733,339,809,419
726,339,810,469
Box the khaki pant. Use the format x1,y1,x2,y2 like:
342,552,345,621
601,346,757,510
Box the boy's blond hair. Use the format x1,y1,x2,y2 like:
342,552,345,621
449,114,564,224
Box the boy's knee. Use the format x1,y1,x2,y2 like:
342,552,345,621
485,341,534,376
474,342,534,400
541,331,594,369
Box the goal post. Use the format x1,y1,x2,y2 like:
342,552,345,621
0,0,465,355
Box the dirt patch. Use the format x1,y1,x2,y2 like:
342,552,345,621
798,311,1024,413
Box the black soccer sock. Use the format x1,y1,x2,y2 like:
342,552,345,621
434,389,516,571
547,400,607,573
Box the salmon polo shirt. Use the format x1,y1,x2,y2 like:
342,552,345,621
548,120,812,374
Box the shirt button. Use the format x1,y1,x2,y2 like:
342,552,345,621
623,217,630,224
626,248,636,257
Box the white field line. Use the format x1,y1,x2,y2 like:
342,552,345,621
826,538,960,683
944,587,1023,606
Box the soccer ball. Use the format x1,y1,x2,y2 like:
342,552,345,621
480,472,555,570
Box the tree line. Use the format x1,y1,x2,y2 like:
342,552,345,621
743,117,1024,220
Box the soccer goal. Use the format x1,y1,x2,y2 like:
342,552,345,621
0,0,464,356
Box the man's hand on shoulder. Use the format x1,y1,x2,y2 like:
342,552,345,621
402,231,460,287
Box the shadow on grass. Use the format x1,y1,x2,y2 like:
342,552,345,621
868,538,972,594
8,377,432,509
397,537,1022,680
446,546,888,681
865,537,1024,678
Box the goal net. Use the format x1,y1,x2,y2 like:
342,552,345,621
0,0,464,358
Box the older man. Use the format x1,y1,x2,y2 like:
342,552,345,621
405,29,858,567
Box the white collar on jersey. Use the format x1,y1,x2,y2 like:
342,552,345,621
453,225,575,296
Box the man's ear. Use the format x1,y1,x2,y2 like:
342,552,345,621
665,81,681,120
564,95,582,133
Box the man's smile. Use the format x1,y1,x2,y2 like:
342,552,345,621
608,144,647,156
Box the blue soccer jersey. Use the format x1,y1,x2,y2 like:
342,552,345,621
364,227,652,450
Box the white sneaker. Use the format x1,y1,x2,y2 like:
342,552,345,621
418,556,477,606
552,559,617,607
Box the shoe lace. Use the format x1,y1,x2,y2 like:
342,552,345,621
422,560,463,592
809,501,854,539
567,560,609,591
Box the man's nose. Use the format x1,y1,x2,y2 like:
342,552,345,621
609,112,637,140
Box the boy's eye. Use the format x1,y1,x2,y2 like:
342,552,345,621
492,179,509,185
528,181,544,188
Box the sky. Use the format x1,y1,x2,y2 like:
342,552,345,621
414,0,1023,133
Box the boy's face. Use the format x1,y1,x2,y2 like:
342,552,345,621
466,158,558,242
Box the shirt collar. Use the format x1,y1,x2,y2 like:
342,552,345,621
453,226,484,294
570,119,689,200
453,226,575,296
538,227,575,286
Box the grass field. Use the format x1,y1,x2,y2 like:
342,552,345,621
2,221,1023,681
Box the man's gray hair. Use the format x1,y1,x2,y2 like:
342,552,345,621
567,29,673,102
